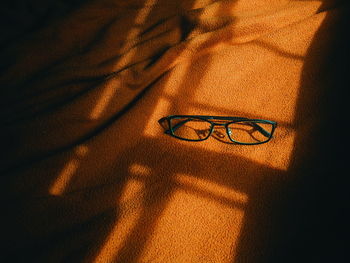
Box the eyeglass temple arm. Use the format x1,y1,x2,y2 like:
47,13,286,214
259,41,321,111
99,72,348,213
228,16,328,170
249,122,271,137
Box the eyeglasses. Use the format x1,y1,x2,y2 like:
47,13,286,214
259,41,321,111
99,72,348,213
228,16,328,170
158,115,277,145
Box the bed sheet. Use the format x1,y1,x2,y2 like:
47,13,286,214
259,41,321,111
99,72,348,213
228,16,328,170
1,0,348,262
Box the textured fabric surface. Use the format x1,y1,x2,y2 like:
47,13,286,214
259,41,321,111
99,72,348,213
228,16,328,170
1,0,348,262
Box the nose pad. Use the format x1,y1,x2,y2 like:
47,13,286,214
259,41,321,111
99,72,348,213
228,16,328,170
213,125,228,138
213,130,225,138
196,129,210,139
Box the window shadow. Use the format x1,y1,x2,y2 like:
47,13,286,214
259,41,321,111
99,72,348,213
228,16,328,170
2,0,239,261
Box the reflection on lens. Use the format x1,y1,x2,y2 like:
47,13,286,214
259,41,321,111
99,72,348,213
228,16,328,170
227,121,273,144
170,118,212,141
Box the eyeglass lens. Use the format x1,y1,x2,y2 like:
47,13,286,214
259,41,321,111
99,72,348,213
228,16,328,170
227,121,273,144
170,118,212,141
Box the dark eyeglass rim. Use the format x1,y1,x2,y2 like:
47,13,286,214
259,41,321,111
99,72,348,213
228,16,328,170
158,115,277,145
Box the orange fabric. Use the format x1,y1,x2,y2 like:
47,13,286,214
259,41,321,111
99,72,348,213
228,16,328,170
1,0,348,262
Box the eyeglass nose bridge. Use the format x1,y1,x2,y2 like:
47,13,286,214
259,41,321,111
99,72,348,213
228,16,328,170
211,122,227,126
210,122,231,138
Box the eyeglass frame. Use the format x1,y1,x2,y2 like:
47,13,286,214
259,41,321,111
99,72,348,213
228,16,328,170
158,115,277,145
